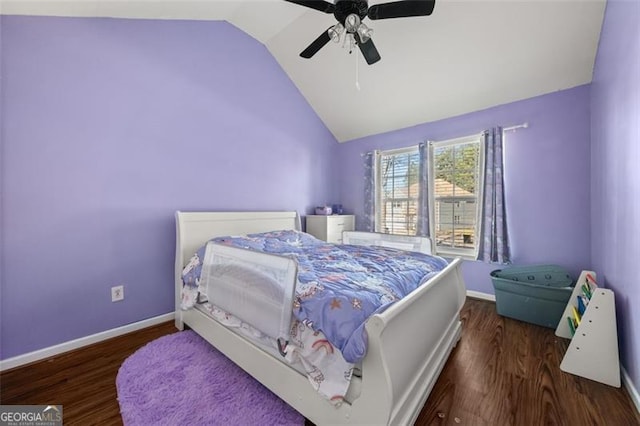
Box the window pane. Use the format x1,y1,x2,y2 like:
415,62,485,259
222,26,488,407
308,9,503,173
431,137,483,254
377,150,419,236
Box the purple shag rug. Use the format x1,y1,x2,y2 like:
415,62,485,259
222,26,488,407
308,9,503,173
116,330,304,426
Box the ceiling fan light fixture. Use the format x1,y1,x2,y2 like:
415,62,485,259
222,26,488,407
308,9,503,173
356,23,374,43
328,23,345,43
345,13,361,33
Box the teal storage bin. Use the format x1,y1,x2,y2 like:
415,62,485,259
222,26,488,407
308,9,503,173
490,265,574,329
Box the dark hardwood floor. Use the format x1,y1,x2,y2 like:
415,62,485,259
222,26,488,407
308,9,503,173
1,299,638,425
419,299,640,425
0,321,177,425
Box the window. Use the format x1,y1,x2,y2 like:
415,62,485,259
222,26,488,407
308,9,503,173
429,134,485,258
373,135,485,258
375,147,420,236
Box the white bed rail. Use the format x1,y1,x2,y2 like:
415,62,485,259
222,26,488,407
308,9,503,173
175,211,300,330
343,231,433,254
201,243,298,343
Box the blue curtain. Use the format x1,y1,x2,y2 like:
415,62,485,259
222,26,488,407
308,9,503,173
363,151,377,232
416,143,431,237
478,127,510,264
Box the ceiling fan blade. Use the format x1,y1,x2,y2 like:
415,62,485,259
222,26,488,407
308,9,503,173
284,0,336,14
367,0,435,20
300,28,333,58
358,36,381,65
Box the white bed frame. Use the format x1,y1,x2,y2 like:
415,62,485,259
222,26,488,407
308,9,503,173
175,211,466,425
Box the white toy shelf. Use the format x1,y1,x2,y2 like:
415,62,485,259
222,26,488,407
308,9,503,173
554,270,620,387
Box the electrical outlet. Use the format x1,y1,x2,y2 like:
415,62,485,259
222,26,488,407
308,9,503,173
111,285,124,302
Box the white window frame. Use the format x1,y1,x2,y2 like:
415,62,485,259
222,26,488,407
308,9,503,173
374,145,420,236
428,133,485,259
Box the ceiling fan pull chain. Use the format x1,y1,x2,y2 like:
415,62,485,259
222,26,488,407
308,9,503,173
355,49,361,91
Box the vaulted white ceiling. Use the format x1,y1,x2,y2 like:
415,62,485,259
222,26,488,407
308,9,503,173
1,0,606,142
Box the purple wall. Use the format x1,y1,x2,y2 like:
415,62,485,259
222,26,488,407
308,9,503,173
335,86,592,295
0,16,338,360
590,0,639,392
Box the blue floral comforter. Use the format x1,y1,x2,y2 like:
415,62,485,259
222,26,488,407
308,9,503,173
183,230,448,363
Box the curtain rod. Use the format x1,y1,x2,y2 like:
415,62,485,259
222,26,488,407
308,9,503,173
503,122,529,132
361,123,529,156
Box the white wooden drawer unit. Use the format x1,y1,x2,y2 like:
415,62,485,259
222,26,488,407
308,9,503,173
306,215,355,243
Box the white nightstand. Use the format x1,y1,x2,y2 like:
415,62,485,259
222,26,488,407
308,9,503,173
306,215,355,243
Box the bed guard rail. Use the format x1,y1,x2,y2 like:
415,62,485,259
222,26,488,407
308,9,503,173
200,242,298,352
342,231,432,255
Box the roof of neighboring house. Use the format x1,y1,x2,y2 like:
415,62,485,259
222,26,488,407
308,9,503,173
385,179,474,200
432,179,475,198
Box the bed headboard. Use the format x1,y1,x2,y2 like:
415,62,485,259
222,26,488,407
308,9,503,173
174,211,300,328
175,211,300,268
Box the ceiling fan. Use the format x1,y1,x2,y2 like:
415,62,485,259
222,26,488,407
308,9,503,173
284,0,436,65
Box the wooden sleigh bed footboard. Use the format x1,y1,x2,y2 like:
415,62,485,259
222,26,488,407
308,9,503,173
362,257,465,425
174,211,467,425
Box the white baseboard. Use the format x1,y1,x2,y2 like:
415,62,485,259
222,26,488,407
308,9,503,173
466,290,496,302
622,366,640,415
0,312,175,372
